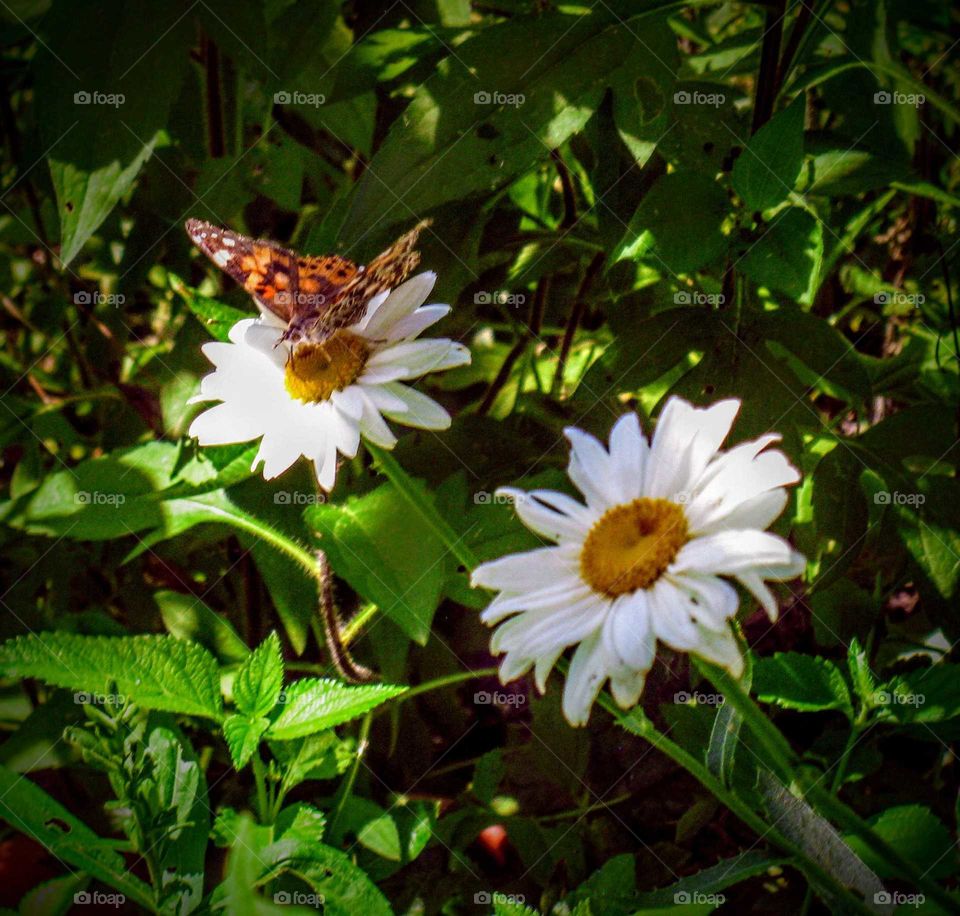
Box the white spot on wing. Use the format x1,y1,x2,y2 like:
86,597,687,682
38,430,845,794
213,249,232,267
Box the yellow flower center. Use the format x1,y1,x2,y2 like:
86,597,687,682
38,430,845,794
580,498,689,597
283,332,370,404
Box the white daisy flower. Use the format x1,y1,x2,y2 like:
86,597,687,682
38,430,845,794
470,398,806,726
188,272,470,490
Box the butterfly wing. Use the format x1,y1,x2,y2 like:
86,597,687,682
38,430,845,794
284,219,432,345
185,219,358,325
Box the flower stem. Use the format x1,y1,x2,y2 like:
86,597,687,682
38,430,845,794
698,661,956,912
366,443,479,570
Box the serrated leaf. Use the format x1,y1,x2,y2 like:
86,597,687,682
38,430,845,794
845,805,955,880
268,679,405,740
271,732,354,796
0,633,223,720
234,632,284,719
883,664,960,723
0,764,153,910
753,652,852,716
732,96,805,212
223,715,269,770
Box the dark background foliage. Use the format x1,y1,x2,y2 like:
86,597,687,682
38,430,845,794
0,0,958,913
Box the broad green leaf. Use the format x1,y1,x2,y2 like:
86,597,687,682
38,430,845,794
0,764,154,910
17,874,87,916
338,11,676,243
234,632,284,719
613,171,729,273
732,96,805,212
34,0,191,264
155,589,250,665
883,664,960,724
845,806,955,880
223,715,270,770
170,277,250,343
752,652,852,716
307,481,449,645
739,207,824,303
271,732,354,796
0,633,223,720
268,679,405,740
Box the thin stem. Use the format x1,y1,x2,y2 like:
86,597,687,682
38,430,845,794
552,252,604,397
329,712,373,838
251,749,270,825
366,444,479,571
382,667,499,709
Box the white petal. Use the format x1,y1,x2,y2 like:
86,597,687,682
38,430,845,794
471,546,579,592
360,272,436,339
564,427,620,510
691,622,744,676
331,386,364,420
480,579,589,625
356,391,398,449
366,339,470,379
500,487,590,543
648,578,700,651
253,431,302,480
609,667,648,709
562,631,609,727
313,435,339,492
534,645,565,693
646,397,740,500
674,531,805,580
383,305,451,342
604,591,656,670
379,383,451,430
189,402,265,445
608,413,648,501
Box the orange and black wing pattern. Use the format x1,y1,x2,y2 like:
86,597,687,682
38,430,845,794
185,218,430,346
185,219,358,325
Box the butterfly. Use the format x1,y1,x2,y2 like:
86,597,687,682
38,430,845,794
184,218,431,347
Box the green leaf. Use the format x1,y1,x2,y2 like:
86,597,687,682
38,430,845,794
170,277,250,342
155,589,250,665
234,632,284,719
268,679,405,740
0,633,223,720
732,96,805,212
845,806,955,880
338,11,676,242
223,715,270,770
739,207,824,303
0,764,154,910
34,0,191,264
271,732,354,795
613,171,729,273
752,652,852,716
883,664,960,724
143,724,208,913
306,482,450,645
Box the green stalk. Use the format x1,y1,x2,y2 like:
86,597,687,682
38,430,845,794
699,663,957,912
366,443,480,570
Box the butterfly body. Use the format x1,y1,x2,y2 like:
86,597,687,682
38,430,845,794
185,218,430,347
